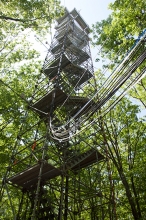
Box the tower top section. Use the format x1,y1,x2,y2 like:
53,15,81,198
56,8,90,34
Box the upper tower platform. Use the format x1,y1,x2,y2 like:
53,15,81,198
56,8,90,34
41,8,94,94
31,8,95,130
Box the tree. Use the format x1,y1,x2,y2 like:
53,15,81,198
0,0,63,33
79,83,146,219
1,1,146,219
92,0,146,61
91,2,146,212
0,2,63,217
0,0,63,148
91,0,146,108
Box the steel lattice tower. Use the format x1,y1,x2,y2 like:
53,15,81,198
1,9,105,220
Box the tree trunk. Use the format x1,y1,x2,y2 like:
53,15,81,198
64,175,69,220
118,167,140,220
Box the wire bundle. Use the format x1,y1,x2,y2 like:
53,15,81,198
50,31,146,141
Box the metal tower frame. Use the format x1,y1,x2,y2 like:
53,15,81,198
0,8,106,220
1,8,145,220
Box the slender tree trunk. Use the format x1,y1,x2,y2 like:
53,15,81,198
64,175,69,220
131,177,141,218
99,119,141,220
117,167,140,220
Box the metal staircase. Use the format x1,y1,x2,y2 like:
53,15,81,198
3,8,104,220
64,149,104,171
8,149,103,190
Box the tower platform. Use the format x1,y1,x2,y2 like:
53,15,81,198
31,88,67,118
65,149,104,171
31,88,94,119
55,23,88,47
8,149,104,190
51,39,90,64
8,163,62,190
44,54,92,85
56,8,90,34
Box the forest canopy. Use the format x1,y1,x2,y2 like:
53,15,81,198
0,0,146,219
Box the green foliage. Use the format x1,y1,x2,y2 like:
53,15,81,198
0,1,146,219
91,0,146,109
0,0,63,32
92,0,146,61
0,2,64,217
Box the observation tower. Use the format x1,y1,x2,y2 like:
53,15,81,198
1,8,104,220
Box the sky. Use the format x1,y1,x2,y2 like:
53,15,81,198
60,0,114,69
60,0,113,26
35,0,145,115
36,0,114,69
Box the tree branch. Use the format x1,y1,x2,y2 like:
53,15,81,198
0,15,25,22
140,79,146,91
0,15,46,23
